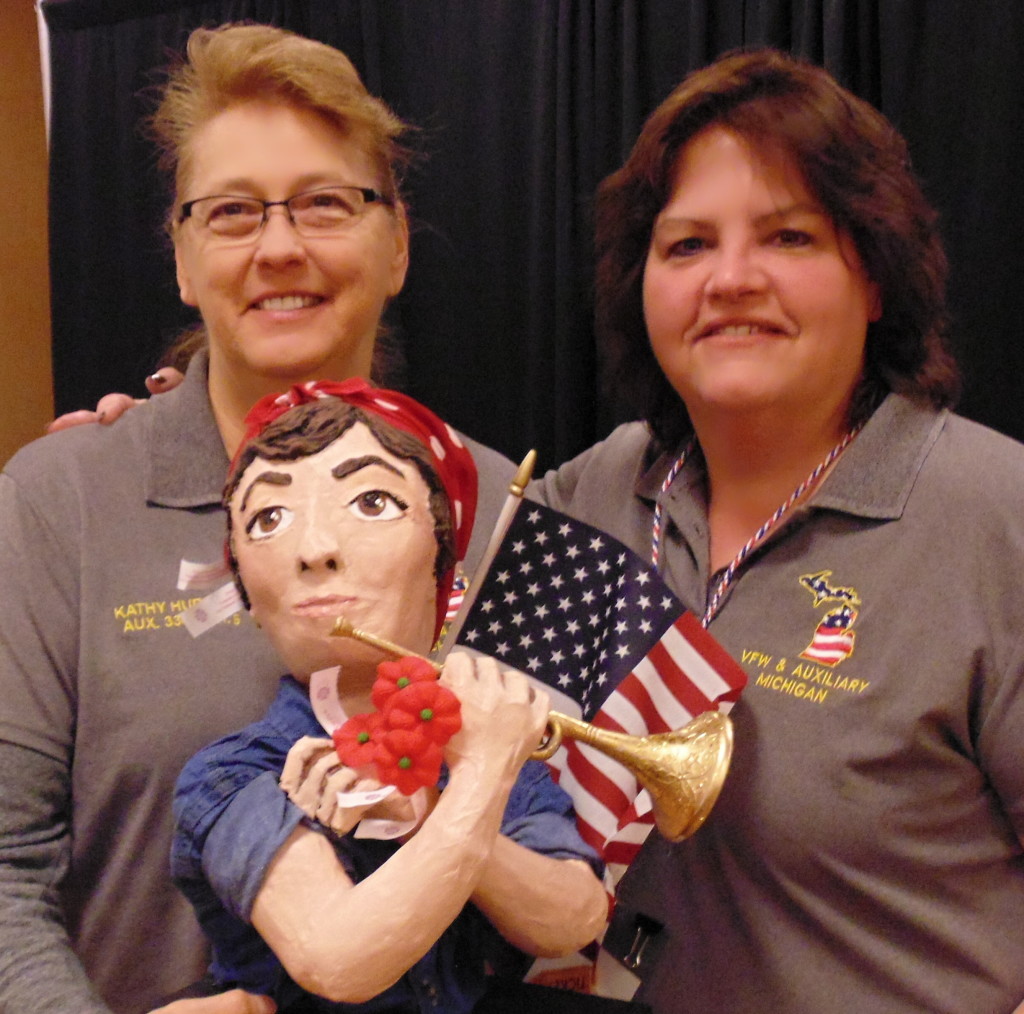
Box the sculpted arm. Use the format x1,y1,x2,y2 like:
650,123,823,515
443,659,605,957
250,653,559,1004
471,836,606,957
148,989,276,1013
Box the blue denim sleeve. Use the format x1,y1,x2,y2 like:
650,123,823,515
200,771,306,921
171,743,600,934
501,759,603,877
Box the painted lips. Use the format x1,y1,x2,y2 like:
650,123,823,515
292,595,356,617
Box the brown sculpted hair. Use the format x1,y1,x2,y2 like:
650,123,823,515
224,401,455,611
596,47,960,449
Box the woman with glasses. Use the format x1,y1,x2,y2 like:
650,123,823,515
0,24,512,1014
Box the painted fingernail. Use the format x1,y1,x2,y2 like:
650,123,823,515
149,372,167,386
97,411,106,423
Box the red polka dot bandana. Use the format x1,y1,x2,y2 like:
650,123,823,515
236,379,479,638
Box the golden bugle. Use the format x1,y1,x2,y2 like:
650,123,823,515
330,617,734,842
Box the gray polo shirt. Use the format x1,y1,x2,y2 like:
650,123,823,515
0,353,513,1014
535,393,1024,1014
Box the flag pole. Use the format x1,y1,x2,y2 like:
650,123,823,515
435,449,536,659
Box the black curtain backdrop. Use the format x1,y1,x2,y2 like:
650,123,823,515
42,0,1024,471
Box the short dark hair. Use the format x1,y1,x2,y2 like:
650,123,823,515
224,400,454,610
596,47,960,448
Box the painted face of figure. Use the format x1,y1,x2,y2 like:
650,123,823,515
643,125,881,439
229,422,438,680
174,99,409,392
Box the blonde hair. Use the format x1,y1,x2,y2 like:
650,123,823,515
150,23,411,216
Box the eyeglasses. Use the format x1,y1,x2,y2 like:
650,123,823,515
178,185,394,241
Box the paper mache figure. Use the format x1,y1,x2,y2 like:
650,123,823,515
170,380,607,1013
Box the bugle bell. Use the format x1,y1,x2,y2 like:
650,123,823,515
532,709,732,842
330,616,734,842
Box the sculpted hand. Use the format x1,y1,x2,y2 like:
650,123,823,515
279,735,429,837
440,652,549,776
45,368,185,433
147,988,277,1013
362,783,438,831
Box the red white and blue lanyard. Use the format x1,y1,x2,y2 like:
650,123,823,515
651,427,861,628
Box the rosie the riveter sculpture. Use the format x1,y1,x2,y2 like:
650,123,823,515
170,380,608,1013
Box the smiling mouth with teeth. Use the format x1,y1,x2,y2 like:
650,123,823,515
254,294,322,311
705,322,785,337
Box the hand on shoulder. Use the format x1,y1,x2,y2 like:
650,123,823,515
45,368,184,434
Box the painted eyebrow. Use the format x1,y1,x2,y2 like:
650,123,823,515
240,471,291,513
332,455,405,482
239,456,406,513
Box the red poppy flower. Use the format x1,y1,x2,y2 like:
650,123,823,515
375,728,443,795
332,712,384,769
383,681,462,745
371,656,439,710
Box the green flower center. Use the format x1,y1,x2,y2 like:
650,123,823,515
397,677,411,689
419,708,434,721
356,731,370,744
398,756,412,770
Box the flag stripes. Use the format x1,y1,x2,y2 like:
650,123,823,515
453,500,746,876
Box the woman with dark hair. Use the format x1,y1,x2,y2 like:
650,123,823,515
595,47,958,451
172,381,605,1013
536,49,1024,1013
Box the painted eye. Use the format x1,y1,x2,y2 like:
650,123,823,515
347,490,408,521
245,505,294,540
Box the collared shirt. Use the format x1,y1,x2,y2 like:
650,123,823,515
0,352,285,1012
535,394,1024,1014
0,350,517,1014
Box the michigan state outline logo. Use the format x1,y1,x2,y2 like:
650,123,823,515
798,570,861,667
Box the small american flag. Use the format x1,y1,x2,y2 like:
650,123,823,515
443,570,468,625
455,500,746,887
